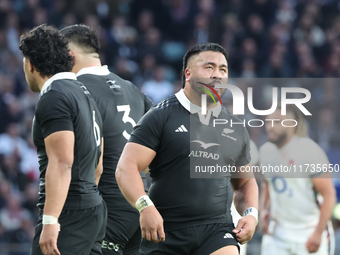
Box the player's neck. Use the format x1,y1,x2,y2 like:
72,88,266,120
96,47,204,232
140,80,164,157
72,55,102,74
36,74,52,92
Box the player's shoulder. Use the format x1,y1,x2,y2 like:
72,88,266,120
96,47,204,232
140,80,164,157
220,106,242,121
139,95,178,122
294,136,325,155
295,136,318,147
77,68,130,87
40,78,80,100
136,95,178,128
109,72,129,84
152,94,179,111
111,72,149,96
109,72,135,89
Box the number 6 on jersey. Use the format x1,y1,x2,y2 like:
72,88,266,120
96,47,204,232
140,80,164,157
93,111,101,146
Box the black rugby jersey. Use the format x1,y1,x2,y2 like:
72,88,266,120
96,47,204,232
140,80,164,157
129,89,251,231
33,72,103,210
76,66,152,194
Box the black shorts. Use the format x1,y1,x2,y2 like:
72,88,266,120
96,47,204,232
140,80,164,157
101,193,141,255
140,223,239,255
30,200,107,255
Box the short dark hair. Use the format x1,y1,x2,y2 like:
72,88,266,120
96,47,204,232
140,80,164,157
60,24,100,54
182,43,228,88
19,24,74,78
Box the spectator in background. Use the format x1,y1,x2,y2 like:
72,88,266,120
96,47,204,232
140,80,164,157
1,74,26,131
315,107,339,152
114,57,139,81
297,53,323,78
48,0,67,28
20,135,39,182
0,0,11,30
294,13,325,49
134,54,157,87
324,40,340,77
275,0,296,25
241,38,259,64
194,0,221,43
316,81,340,110
136,10,154,38
0,123,28,157
161,0,194,42
141,66,174,103
246,14,266,51
220,13,245,52
60,12,78,28
192,13,210,44
22,182,39,223
19,87,39,116
241,58,257,78
0,150,30,193
137,27,163,62
242,0,277,27
294,40,324,78
5,12,21,59
19,0,40,29
0,179,11,210
33,8,47,28
108,16,138,60
0,193,34,245
260,49,293,77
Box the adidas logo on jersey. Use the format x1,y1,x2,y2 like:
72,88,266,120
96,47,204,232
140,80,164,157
223,233,234,239
175,125,188,132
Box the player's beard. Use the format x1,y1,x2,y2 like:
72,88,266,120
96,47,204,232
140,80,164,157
269,132,287,146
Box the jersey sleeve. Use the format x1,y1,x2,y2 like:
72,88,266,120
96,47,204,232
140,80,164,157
143,93,154,113
306,139,330,177
129,108,161,152
235,127,251,166
35,91,74,138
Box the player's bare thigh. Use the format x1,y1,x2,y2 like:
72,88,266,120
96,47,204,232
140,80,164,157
210,245,239,255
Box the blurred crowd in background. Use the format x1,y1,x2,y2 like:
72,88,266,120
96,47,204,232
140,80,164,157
0,0,340,254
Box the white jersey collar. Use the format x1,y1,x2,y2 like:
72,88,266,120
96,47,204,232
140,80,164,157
76,65,110,77
175,89,222,116
41,72,76,95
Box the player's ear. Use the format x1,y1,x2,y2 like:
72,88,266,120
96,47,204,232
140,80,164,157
69,50,75,57
185,68,191,82
27,58,35,73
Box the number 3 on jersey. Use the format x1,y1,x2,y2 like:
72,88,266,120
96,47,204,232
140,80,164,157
117,105,137,140
93,111,101,147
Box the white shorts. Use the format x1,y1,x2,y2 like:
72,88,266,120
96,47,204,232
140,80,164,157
261,231,329,255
